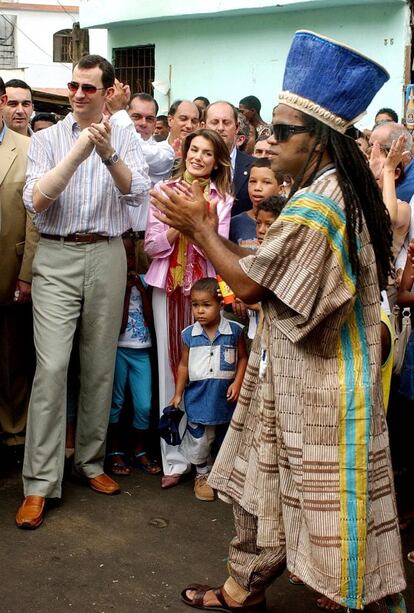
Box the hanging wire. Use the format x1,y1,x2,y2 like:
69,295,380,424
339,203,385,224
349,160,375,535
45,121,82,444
0,13,72,71
0,16,14,45
55,0,76,22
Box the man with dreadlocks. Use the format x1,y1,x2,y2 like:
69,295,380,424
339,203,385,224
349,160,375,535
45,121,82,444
150,31,406,613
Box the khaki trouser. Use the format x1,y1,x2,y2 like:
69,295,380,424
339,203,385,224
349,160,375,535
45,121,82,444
23,237,126,498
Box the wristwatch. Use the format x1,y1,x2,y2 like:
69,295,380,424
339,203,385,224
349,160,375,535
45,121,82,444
102,152,119,166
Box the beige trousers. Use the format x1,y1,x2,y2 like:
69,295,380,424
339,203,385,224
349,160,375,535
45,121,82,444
23,237,126,498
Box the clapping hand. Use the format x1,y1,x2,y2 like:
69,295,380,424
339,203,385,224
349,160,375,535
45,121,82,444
151,180,218,242
384,134,407,173
369,142,384,180
73,126,94,162
88,120,113,160
104,79,130,116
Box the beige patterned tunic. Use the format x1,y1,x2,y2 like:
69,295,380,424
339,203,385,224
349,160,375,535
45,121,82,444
209,170,405,609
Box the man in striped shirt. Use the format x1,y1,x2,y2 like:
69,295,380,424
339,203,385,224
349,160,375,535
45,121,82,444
16,54,150,530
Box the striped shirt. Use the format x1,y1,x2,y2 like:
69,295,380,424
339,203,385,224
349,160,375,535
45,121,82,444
23,113,150,236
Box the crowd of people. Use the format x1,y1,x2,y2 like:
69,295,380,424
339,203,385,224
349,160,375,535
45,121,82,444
0,29,413,611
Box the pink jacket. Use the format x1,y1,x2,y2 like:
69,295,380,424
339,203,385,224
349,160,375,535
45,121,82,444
144,179,233,289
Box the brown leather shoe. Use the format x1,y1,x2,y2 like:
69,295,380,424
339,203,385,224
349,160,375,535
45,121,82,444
16,495,45,530
88,473,121,495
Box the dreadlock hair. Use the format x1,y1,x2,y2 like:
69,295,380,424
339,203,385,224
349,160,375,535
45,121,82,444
288,112,393,292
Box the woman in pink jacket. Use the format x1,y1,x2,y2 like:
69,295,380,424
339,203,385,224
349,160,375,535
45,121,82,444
145,128,233,488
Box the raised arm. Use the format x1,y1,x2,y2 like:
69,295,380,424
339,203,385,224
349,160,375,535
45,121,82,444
150,181,265,304
397,244,414,306
88,120,133,195
31,128,94,212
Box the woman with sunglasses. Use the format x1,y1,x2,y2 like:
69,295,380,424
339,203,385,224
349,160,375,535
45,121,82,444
144,128,233,489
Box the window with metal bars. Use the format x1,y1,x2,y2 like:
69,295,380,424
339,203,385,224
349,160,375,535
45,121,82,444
53,29,72,63
0,14,16,69
113,45,155,95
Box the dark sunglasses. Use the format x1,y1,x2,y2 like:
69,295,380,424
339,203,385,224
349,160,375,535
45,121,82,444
272,123,312,142
67,81,106,95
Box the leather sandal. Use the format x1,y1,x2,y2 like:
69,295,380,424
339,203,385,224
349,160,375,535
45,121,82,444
132,451,161,475
180,584,266,612
106,452,131,476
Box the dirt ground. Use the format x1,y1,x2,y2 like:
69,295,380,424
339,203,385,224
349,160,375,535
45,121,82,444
0,449,413,613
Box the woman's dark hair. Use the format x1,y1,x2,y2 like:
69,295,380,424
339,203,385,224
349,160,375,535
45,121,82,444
290,112,393,291
250,157,284,185
191,277,221,302
173,128,232,198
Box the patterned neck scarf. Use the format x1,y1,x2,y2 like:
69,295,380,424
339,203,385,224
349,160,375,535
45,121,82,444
166,174,211,380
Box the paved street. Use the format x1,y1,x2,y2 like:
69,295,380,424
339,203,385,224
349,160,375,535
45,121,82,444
1,451,413,613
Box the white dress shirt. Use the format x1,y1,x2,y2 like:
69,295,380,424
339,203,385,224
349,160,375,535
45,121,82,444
112,110,175,230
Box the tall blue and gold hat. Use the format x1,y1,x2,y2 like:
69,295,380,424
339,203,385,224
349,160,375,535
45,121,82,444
279,30,389,133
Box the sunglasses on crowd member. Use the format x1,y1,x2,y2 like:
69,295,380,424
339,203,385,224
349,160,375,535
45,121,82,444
272,123,312,142
67,81,106,95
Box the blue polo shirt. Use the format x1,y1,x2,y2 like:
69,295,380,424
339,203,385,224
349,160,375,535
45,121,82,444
182,315,244,425
397,158,414,203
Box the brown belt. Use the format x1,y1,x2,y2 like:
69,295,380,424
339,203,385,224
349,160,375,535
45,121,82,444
41,233,111,244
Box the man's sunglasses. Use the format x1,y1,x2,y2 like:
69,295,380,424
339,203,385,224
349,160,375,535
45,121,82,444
67,81,106,95
272,123,312,142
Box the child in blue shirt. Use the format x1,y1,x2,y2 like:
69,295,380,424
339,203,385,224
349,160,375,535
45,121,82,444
171,278,248,501
106,237,160,477
229,158,283,250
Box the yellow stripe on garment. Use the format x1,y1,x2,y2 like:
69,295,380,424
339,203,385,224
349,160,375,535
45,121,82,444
337,300,370,609
337,340,349,600
280,195,356,294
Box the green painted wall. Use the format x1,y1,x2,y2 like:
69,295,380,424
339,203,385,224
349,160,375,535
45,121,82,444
107,2,408,128
80,0,405,28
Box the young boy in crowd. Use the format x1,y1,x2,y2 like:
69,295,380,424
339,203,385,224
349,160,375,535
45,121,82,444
255,195,287,244
106,237,160,477
171,278,248,501
229,158,283,250
242,195,287,340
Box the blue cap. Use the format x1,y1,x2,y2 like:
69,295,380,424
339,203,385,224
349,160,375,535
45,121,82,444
279,30,389,133
158,405,184,446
